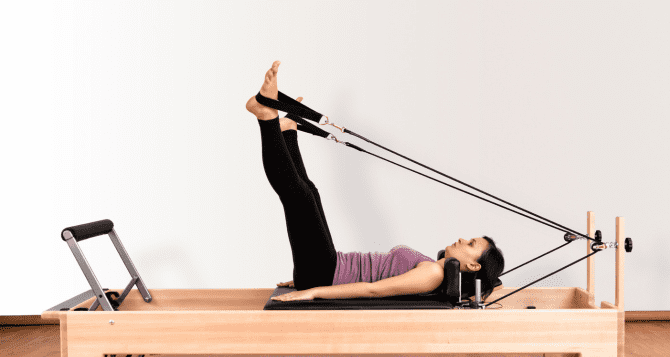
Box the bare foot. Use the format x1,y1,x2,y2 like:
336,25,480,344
246,60,282,120
279,97,303,131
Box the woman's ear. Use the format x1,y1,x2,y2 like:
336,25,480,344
466,262,482,272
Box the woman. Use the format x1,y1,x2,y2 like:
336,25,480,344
246,61,505,302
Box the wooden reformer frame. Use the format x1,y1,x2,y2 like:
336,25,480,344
42,211,626,357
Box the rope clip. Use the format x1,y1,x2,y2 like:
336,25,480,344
320,115,346,133
326,134,346,145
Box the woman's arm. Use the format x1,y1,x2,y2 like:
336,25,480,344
314,263,443,300
368,263,443,298
314,282,373,299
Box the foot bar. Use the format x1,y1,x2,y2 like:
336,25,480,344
61,219,152,311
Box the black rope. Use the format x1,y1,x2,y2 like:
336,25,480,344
345,143,578,236
349,140,596,278
499,241,573,277
257,90,597,243
485,249,600,307
345,128,595,242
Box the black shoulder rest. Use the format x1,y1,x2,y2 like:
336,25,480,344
436,249,502,303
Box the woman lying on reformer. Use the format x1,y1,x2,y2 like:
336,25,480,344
245,61,505,303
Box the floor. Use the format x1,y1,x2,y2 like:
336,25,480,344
1,322,670,356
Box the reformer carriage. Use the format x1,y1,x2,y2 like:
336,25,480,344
43,92,634,357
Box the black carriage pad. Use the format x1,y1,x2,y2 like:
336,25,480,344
263,287,454,310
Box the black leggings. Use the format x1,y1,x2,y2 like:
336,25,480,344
257,117,337,291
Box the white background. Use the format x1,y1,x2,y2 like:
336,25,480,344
1,0,668,315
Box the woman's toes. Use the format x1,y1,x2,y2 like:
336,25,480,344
248,61,282,120
260,61,280,100
265,61,281,83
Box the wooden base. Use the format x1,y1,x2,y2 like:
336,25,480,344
39,212,627,357
42,287,618,357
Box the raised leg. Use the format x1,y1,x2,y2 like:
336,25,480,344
246,62,337,290
256,118,337,290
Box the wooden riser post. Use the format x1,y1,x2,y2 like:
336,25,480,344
615,217,626,357
587,211,595,295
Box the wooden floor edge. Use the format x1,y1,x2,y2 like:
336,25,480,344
2,311,670,326
625,311,670,322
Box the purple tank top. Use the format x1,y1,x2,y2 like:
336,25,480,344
331,245,436,285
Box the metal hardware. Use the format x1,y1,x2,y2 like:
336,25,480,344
591,242,618,251
326,134,346,145
109,320,114,325
565,231,624,252
564,232,596,242
320,115,346,133
62,224,152,311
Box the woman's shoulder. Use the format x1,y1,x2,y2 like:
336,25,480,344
415,261,438,269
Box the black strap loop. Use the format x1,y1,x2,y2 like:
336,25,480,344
255,91,323,123
286,113,330,138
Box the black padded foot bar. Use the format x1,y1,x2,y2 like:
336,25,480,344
61,219,114,242
263,287,454,310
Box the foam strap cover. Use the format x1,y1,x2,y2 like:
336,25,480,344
61,219,114,242
255,91,323,123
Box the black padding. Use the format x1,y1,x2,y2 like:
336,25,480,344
263,287,453,310
442,258,461,302
61,219,114,242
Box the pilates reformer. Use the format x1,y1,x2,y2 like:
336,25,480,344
43,91,634,357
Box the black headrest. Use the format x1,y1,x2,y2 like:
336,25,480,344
436,249,503,296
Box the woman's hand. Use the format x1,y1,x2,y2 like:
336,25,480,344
271,287,317,302
276,280,294,288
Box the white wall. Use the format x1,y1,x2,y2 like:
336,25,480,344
1,0,668,315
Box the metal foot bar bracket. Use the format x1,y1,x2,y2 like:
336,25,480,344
61,219,151,311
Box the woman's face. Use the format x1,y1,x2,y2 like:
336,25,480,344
444,237,490,272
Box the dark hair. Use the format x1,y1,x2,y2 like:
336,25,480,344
461,235,505,302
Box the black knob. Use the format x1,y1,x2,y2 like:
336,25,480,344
625,237,633,253
527,306,536,309
594,230,602,243
105,291,121,310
